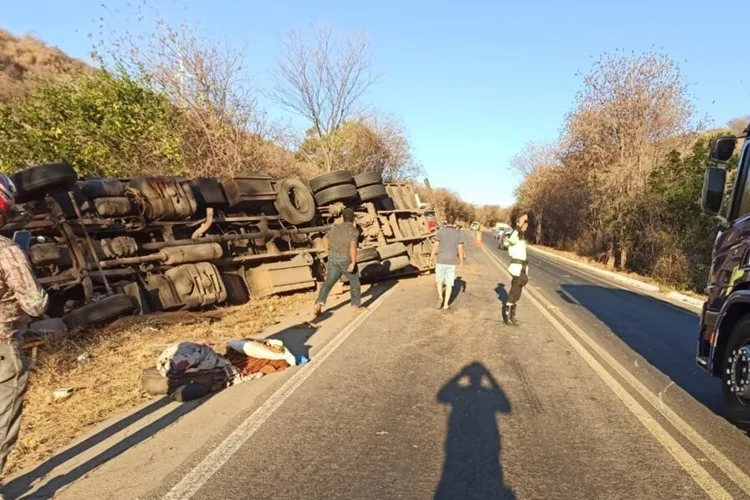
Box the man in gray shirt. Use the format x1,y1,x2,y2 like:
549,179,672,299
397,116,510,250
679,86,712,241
430,220,465,310
313,208,364,317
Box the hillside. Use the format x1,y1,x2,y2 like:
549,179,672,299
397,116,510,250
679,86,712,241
0,28,88,101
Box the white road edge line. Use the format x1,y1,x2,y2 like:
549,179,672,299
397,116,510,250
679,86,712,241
482,246,738,499
162,285,399,500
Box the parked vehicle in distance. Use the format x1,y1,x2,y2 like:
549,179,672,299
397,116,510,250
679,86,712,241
498,228,513,250
493,222,511,240
696,129,750,426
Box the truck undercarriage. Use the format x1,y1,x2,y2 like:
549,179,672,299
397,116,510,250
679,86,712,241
3,164,435,331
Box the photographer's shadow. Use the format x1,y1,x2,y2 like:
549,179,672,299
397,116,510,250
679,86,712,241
435,362,515,499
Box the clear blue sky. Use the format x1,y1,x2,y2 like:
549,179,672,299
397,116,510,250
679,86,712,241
5,0,750,207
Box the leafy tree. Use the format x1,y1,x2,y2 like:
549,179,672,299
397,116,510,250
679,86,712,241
298,115,421,180
0,65,185,177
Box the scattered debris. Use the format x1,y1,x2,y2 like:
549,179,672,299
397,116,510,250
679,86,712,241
52,388,73,401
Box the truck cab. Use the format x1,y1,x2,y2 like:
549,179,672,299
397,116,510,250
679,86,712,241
697,130,750,425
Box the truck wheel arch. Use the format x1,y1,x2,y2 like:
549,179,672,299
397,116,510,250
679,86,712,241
713,290,750,374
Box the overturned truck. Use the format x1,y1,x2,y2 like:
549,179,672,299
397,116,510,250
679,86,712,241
3,164,435,330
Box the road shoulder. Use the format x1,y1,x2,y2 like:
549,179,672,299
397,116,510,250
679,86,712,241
3,281,398,500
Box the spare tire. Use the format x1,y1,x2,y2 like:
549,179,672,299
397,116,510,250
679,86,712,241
13,163,78,202
274,177,317,224
383,255,411,273
309,171,353,193
357,246,379,262
314,184,358,206
358,184,387,202
63,293,137,330
377,242,408,260
353,172,383,188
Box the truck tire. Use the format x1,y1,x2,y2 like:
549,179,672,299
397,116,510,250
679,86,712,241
274,177,317,224
377,197,396,211
63,293,137,330
383,255,410,272
361,259,384,276
342,259,382,283
722,315,750,427
314,184,358,206
353,172,383,188
357,184,387,202
357,246,379,262
377,243,407,260
222,273,250,305
13,163,78,202
309,171,353,193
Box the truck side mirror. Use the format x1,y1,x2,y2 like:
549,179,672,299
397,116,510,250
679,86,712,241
702,166,726,216
710,136,737,164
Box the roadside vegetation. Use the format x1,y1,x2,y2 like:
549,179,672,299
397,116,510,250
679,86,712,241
0,7,510,475
511,50,744,293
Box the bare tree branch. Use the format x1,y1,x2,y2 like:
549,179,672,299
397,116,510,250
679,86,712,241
271,25,378,171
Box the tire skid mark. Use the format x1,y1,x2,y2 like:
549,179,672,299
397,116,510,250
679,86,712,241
509,359,544,414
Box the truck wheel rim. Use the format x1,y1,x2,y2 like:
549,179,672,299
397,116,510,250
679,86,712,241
728,345,750,401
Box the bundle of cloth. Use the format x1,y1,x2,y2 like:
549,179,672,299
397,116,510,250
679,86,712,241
154,338,308,393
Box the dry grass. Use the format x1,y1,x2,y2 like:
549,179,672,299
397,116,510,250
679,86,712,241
0,28,89,102
7,291,315,476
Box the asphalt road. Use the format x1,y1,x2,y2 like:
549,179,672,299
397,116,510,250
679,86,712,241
138,231,750,500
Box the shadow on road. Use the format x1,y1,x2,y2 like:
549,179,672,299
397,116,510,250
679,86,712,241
448,278,467,306
4,394,215,499
284,281,398,359
560,283,723,416
310,280,397,324
435,362,515,499
494,283,509,323
6,280,399,499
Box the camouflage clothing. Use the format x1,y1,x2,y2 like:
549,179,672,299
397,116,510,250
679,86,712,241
0,235,46,477
0,236,47,342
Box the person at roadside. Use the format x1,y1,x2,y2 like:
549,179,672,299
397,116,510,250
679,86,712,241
430,220,465,310
313,208,365,317
0,174,48,482
505,214,529,326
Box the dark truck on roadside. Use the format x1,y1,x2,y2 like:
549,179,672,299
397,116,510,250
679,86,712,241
697,129,750,426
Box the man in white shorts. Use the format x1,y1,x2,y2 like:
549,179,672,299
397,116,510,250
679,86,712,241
430,221,465,310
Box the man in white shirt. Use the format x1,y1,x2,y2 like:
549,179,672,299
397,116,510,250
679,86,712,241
505,214,529,325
